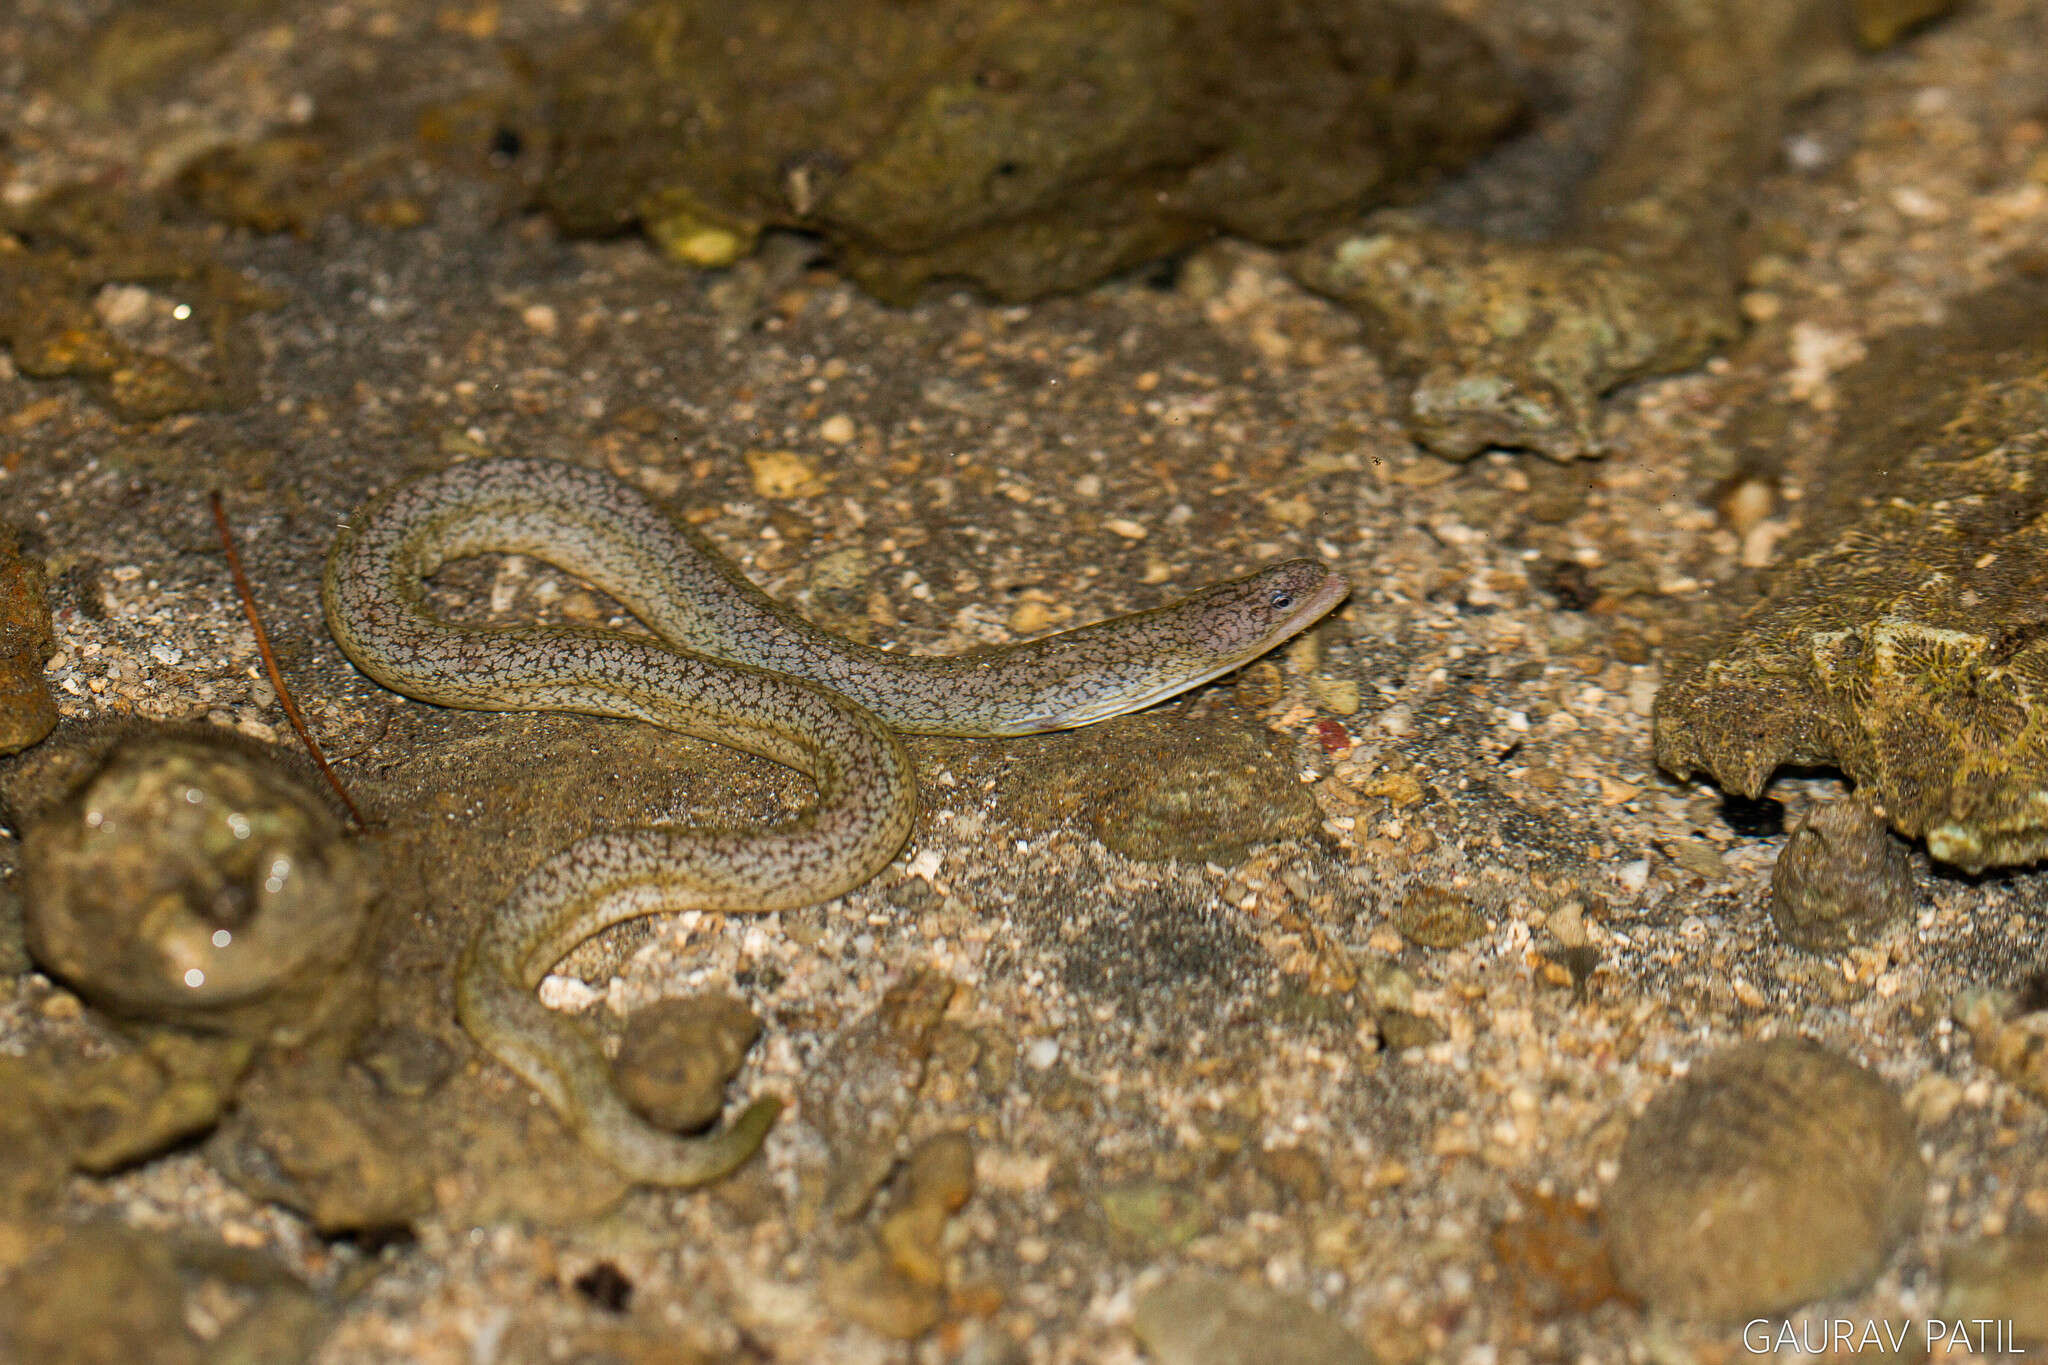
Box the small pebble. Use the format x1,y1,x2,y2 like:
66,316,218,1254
1099,1181,1215,1251
1395,885,1484,949
1308,676,1361,715
1604,1037,1925,1322
1376,1008,1443,1051
1714,474,1776,536
744,448,823,499
1008,600,1056,634
879,1131,976,1285
1665,837,1729,881
1770,800,1913,953
1545,901,1588,947
1231,661,1285,711
353,1024,458,1099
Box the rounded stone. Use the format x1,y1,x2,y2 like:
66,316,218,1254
1770,800,1913,953
1604,1037,1925,1322
1394,885,1485,949
21,731,373,1043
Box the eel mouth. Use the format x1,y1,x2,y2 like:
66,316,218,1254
1284,569,1352,638
1046,566,1352,731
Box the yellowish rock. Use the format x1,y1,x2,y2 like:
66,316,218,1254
744,449,824,499
1309,677,1361,715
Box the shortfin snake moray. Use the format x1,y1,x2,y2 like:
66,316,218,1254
323,455,1348,1185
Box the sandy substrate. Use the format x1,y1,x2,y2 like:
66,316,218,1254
1,0,2046,1360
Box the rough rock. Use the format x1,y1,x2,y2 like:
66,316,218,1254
821,1131,975,1340
1291,0,1959,459
806,970,957,1223
0,1223,204,1365
205,1056,435,1234
1952,989,2048,1108
0,187,274,419
1656,283,2048,870
1940,1230,2048,1343
1394,884,1486,949
25,1029,251,1174
541,0,1520,301
20,726,374,1043
0,523,56,757
1769,799,1914,952
613,992,763,1133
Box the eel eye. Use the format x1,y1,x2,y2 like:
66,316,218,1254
1268,589,1293,610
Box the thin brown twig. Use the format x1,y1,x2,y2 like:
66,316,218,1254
209,491,369,830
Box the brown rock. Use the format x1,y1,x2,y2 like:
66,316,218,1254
40,1030,251,1173
821,1242,943,1341
21,727,374,1044
1394,885,1485,949
0,1223,204,1365
1770,800,1914,952
206,1058,433,1234
1952,990,2048,1107
821,1132,975,1342
1940,1230,2048,1343
1656,283,2048,871
1004,712,1319,866
0,523,55,758
1374,1008,1443,1052
0,187,273,419
542,0,1521,302
1605,1037,1925,1321
613,992,763,1132
879,1131,975,1286
1291,0,1959,460
807,970,956,1222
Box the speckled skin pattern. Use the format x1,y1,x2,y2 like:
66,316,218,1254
323,455,1347,1184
